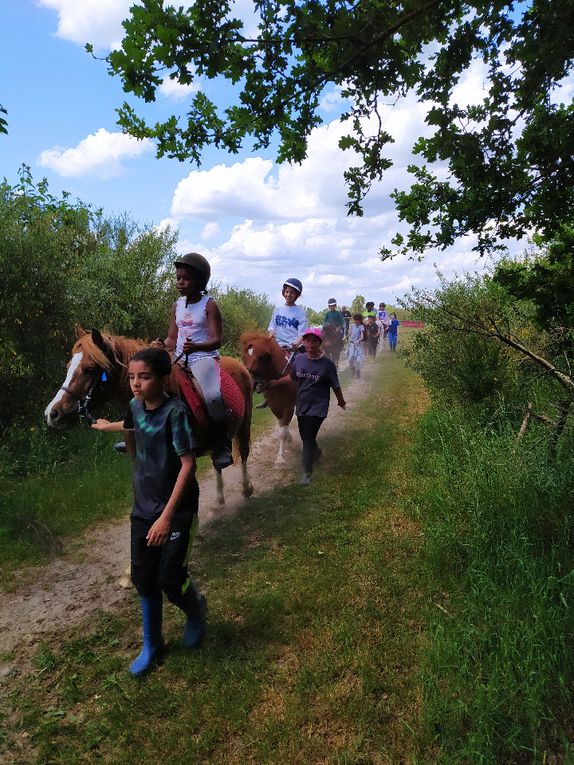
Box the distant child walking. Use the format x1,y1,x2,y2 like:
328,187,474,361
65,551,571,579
92,348,207,676
347,314,366,378
388,313,400,352
291,328,346,486
365,315,380,357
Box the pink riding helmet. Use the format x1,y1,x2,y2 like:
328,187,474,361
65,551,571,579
302,327,323,341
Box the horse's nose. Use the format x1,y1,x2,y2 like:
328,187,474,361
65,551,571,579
48,408,60,423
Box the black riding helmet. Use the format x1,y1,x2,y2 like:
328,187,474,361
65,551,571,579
174,252,211,291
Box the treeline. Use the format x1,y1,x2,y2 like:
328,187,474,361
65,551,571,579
0,169,272,475
402,232,574,761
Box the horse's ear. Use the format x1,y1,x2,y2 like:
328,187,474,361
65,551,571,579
91,329,108,353
74,324,87,339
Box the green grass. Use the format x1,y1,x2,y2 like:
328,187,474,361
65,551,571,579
413,407,574,763
2,355,429,764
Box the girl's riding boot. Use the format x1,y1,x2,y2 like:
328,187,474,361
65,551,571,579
130,590,163,676
210,420,234,470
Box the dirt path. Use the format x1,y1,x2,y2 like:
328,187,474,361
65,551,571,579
0,357,376,677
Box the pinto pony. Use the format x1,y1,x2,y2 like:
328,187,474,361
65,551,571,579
45,326,254,505
240,331,297,464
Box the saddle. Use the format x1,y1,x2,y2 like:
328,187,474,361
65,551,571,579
172,363,245,437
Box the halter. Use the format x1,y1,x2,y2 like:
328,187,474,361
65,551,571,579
60,370,108,425
252,349,297,393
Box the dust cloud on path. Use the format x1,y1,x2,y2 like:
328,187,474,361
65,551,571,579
0,355,379,675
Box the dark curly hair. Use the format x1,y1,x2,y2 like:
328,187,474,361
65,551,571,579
130,348,172,377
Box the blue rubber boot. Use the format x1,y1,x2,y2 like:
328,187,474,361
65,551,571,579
183,591,207,648
173,579,207,648
129,591,163,676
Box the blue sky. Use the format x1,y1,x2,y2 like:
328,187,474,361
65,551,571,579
1,0,538,310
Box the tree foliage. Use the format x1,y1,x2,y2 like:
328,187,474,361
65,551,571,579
493,225,574,354
0,168,177,429
104,0,574,256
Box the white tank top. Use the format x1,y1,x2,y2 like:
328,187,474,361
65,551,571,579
175,295,219,363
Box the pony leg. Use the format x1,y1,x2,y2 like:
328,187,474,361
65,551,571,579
214,468,225,506
241,460,254,498
275,424,290,464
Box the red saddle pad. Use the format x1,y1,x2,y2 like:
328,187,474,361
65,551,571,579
173,364,245,434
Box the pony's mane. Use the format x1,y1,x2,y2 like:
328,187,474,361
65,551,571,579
73,332,147,390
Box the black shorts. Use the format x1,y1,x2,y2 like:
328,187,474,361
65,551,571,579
131,508,197,598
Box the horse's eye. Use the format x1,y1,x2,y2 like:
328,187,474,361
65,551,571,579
248,347,254,356
85,366,99,374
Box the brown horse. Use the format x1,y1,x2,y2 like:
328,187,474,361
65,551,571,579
322,324,345,368
45,326,254,504
240,331,297,463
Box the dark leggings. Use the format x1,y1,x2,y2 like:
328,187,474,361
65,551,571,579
297,415,325,474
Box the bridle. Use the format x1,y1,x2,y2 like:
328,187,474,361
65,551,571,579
251,348,297,393
59,369,109,425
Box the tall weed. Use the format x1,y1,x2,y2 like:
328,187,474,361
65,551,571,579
413,407,574,762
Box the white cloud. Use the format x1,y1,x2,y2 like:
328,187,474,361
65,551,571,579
38,128,153,178
159,75,201,101
39,0,134,49
40,0,259,50
201,222,220,241
156,217,177,233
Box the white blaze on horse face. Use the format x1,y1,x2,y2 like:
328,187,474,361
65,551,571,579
248,347,254,356
44,352,83,423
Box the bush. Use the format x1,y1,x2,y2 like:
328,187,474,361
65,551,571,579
401,271,546,423
0,168,177,433
212,285,273,355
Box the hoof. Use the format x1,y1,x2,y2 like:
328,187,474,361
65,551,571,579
242,484,255,498
119,575,132,589
275,457,287,465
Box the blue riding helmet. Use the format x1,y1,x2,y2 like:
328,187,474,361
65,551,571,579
283,277,302,295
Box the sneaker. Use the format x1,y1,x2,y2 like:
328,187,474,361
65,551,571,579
299,472,312,486
113,441,127,453
255,400,269,409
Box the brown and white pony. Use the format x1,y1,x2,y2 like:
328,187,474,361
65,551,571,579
45,326,254,505
240,331,297,464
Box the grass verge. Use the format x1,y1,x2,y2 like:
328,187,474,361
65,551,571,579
413,406,574,763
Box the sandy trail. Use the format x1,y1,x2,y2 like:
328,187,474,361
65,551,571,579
0,357,376,676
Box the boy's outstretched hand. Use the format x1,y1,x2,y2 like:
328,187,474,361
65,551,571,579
91,418,124,432
92,418,112,430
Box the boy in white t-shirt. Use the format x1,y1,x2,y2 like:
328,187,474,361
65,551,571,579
256,278,307,410
267,278,308,350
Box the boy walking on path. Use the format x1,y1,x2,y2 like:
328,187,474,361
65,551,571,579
92,348,207,675
291,328,346,486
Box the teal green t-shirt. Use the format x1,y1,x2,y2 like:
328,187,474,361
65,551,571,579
124,396,200,520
